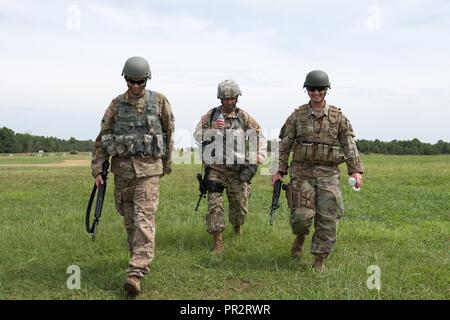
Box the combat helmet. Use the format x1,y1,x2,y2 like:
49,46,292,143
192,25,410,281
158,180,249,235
303,70,331,89
122,56,152,79
217,79,242,99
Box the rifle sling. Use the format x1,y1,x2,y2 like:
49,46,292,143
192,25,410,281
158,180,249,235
85,182,107,234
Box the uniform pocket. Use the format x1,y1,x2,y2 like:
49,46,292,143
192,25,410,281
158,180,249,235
300,190,315,209
320,188,344,218
114,189,125,216
285,183,294,209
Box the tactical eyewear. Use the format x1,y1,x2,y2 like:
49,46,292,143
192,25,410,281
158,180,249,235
127,79,147,85
306,86,327,92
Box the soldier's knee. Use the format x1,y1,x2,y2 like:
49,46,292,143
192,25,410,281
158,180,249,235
290,208,314,234
317,189,344,218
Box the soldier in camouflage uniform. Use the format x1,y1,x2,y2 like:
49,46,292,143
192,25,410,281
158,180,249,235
272,70,364,272
194,80,267,254
91,56,174,295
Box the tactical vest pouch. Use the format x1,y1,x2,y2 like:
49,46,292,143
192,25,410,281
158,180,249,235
101,134,117,157
322,144,329,161
295,143,314,162
152,134,165,158
112,135,136,156
124,135,136,155
328,146,346,165
147,115,162,135
143,134,153,155
294,142,345,165
114,135,126,156
316,144,324,162
142,134,165,158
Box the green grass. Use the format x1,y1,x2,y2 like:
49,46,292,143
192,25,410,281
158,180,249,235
0,154,448,299
0,153,89,164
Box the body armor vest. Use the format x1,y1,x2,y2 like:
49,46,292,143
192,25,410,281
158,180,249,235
203,107,248,168
101,90,165,158
292,105,346,165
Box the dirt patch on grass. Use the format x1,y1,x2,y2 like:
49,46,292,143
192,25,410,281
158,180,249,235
0,159,90,167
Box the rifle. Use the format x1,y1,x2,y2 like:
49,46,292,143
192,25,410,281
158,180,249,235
195,166,210,211
85,160,109,241
270,179,286,225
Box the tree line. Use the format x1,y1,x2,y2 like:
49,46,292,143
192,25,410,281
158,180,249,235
1,126,449,155
355,139,450,155
0,127,94,153
265,138,450,155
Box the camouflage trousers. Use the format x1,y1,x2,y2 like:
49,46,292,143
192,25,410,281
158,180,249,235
206,167,250,234
114,174,160,278
287,172,344,256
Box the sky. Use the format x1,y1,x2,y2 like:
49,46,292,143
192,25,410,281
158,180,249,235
0,0,449,147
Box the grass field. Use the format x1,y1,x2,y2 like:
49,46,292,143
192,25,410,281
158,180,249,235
0,154,448,300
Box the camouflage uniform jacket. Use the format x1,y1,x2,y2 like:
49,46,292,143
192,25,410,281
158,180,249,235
91,90,175,179
194,106,267,172
278,102,363,178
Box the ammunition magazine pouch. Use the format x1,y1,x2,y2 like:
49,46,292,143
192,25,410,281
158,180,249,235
206,180,225,193
101,133,166,158
293,141,346,165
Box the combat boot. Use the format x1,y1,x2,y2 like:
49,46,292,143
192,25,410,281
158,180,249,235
211,231,224,255
312,254,327,273
291,234,305,258
123,276,141,296
233,225,241,236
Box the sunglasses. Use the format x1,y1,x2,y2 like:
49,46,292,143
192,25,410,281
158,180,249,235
127,78,147,85
306,86,327,92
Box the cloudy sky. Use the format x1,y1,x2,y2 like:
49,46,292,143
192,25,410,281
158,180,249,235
0,0,449,146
